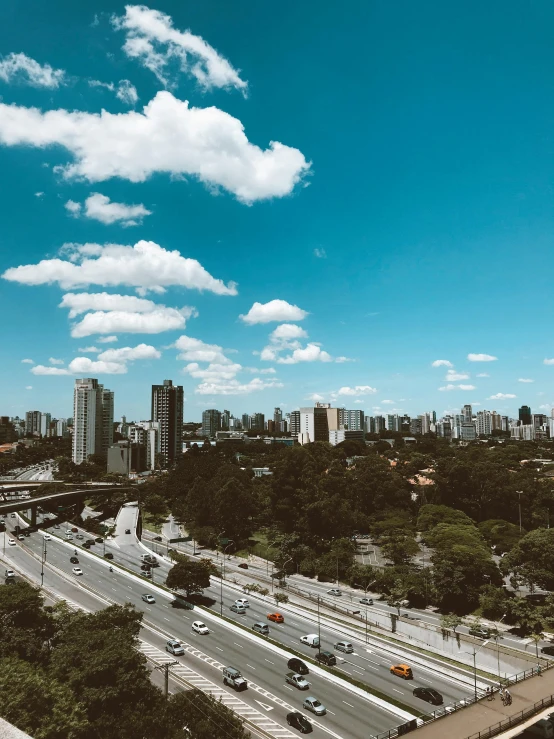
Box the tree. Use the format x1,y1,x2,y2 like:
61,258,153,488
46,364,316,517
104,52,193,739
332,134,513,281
0,581,55,664
166,559,215,597
0,656,88,739
274,593,289,606
387,587,409,616
478,585,512,620
168,689,251,739
417,504,474,532
381,534,419,566
478,519,523,554
440,613,462,633
506,597,544,636
502,528,554,591
432,543,502,612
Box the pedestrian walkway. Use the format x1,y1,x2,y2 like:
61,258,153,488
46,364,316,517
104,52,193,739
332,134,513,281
411,669,554,739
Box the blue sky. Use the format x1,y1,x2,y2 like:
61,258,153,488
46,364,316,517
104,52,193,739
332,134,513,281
1,0,553,423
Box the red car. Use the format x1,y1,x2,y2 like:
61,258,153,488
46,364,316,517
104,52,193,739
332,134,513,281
267,612,284,623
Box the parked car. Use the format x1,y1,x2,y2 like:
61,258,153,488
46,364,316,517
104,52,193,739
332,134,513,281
70,556,79,564
43,534,51,541
302,697,326,716
315,651,336,666
413,687,443,705
267,612,284,623
286,711,312,734
72,567,83,576
17,535,24,541
360,597,373,605
7,539,15,546
5,569,15,579
153,536,162,541
141,594,155,604
334,641,354,653
192,621,210,635
287,657,309,675
71,527,78,533
390,664,413,679
327,588,342,596
76,534,84,540
65,534,73,540
95,537,103,544
125,529,131,534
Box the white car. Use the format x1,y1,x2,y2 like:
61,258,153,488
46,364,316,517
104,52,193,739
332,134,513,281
7,539,16,546
43,534,51,541
234,598,250,609
66,534,73,540
72,567,83,576
65,529,73,535
192,621,210,635
5,569,15,578
17,535,24,541
141,594,155,604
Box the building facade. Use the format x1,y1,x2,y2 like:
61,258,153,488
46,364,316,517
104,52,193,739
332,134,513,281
519,405,532,426
201,409,221,438
151,380,184,466
72,378,113,464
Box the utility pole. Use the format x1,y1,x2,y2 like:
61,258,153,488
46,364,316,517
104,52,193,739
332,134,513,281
317,595,321,657
41,538,46,586
220,540,234,616
155,661,178,698
516,490,524,532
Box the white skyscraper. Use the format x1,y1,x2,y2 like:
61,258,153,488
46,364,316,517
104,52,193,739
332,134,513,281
72,378,114,464
40,413,51,437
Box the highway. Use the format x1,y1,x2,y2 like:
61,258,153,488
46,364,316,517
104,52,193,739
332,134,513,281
3,510,427,739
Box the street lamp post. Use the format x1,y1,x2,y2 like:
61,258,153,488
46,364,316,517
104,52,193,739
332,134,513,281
495,614,507,684
283,557,293,586
265,540,278,578
466,640,490,701
317,595,321,657
220,540,234,616
516,490,524,532
41,538,46,587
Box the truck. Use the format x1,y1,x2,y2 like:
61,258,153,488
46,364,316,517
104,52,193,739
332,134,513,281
222,666,248,691
285,672,310,690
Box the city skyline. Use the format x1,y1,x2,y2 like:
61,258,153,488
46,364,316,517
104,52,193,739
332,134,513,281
1,2,554,421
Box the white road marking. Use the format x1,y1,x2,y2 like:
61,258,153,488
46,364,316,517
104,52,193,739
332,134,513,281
164,617,170,621
419,677,432,684
353,668,364,675
246,664,256,670
215,647,223,651
393,688,404,694
234,642,243,648
265,659,274,665
343,701,354,708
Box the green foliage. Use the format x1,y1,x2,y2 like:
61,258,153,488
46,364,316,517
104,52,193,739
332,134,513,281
502,528,554,590
167,689,250,739
166,558,215,596
380,534,419,566
478,519,523,553
274,593,289,605
417,504,474,533
440,613,463,632
478,585,512,620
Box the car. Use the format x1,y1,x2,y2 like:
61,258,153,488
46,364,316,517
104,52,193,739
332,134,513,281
143,571,152,578
238,562,249,569
142,594,155,603
300,634,320,648
5,569,15,579
95,537,103,544
360,597,373,605
315,651,336,666
72,567,83,576
230,604,247,615
10,513,15,518
82,542,91,549
86,539,95,545
302,697,326,716
252,622,270,635
23,531,30,537
469,626,491,639
288,657,309,675
327,588,341,596
65,529,73,535
104,552,114,560
7,539,15,546
234,598,250,608
125,528,131,534
390,664,413,679
43,534,51,542
70,556,79,564
54,524,60,529
65,534,73,540
334,641,354,653
76,534,84,539
403,613,419,620
541,646,554,656
287,712,313,734
286,673,310,690
149,560,160,568
153,536,162,541
141,564,152,571
267,612,284,623
71,527,78,533
166,639,185,656
192,621,210,635
413,687,443,705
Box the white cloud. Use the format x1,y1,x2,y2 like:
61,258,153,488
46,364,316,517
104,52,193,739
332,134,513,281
49,357,64,365
184,361,242,382
476,373,489,377
381,399,394,404
335,356,353,363
78,346,100,353
518,378,534,383
488,393,516,400
337,386,377,396
306,393,325,402
544,359,554,365
25,385,32,390
31,365,71,376
467,353,498,362
21,358,34,364
174,335,230,364
0,53,65,88
66,193,152,226
431,359,453,368
195,378,283,395
244,366,276,374
88,79,116,92
313,248,326,258
60,292,167,318
34,192,43,198
240,301,308,325
116,80,138,106
445,370,470,381
68,358,127,374
269,323,308,341
97,343,161,362
277,343,332,364
4,240,237,295
439,384,476,391
0,92,310,203
112,5,248,93
31,342,160,376
97,335,118,343
71,306,195,337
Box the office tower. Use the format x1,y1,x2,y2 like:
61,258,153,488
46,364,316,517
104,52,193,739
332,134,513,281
100,387,114,456
491,411,502,432
299,404,330,443
25,410,41,436
250,413,265,432
241,413,250,430
431,411,437,424
274,407,282,425
267,420,275,433
436,420,452,440
151,380,184,465
279,420,288,433
462,404,473,423
290,411,300,437
518,406,532,426
221,409,230,431
533,414,548,429
202,409,221,437
73,378,103,464
419,413,431,435
374,415,386,432
0,417,17,443
387,414,401,432
40,412,51,438
410,418,422,435
364,416,374,433
501,416,510,432
339,409,364,431
475,410,492,437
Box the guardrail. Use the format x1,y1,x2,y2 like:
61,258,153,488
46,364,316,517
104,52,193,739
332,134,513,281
465,693,554,739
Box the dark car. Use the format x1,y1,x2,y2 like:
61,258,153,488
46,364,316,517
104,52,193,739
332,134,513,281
71,527,78,533
469,626,491,639
541,645,554,656
70,556,79,564
141,564,152,571
238,562,249,569
125,529,131,534
153,536,162,541
315,651,336,667
95,537,104,544
288,657,309,675
150,560,160,567
86,539,95,546
104,552,114,560
286,711,312,734
82,542,91,549
413,687,443,705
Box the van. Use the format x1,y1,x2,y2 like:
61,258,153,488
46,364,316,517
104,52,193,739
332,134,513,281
300,634,320,648
390,664,413,679
316,651,336,666
252,622,269,635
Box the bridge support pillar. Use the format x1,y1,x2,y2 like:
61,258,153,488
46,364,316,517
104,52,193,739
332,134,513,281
31,506,37,526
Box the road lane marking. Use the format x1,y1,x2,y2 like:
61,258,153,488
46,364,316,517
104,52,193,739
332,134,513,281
343,701,354,708
215,647,223,651
164,617,170,621
246,664,256,670
234,642,243,648
393,688,404,694
265,659,274,664
353,669,364,675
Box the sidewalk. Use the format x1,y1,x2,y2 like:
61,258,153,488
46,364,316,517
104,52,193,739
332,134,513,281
412,670,554,739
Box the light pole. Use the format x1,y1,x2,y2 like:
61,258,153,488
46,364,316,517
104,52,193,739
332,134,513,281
283,557,293,585
516,490,524,532
220,540,234,616
265,540,278,578
494,614,507,684
41,538,47,586
317,595,321,657
465,640,490,701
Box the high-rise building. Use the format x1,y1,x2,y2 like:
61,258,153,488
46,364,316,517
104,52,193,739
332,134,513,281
338,409,364,431
475,410,492,437
419,413,431,435
25,410,41,436
151,380,184,465
201,409,221,438
491,411,503,432
72,378,113,464
299,404,330,444
221,409,230,431
274,407,282,425
290,411,300,437
374,415,386,432
40,412,51,438
462,404,473,423
250,413,265,432
387,414,401,432
410,418,422,435
364,416,374,433
533,414,548,429
518,405,532,426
